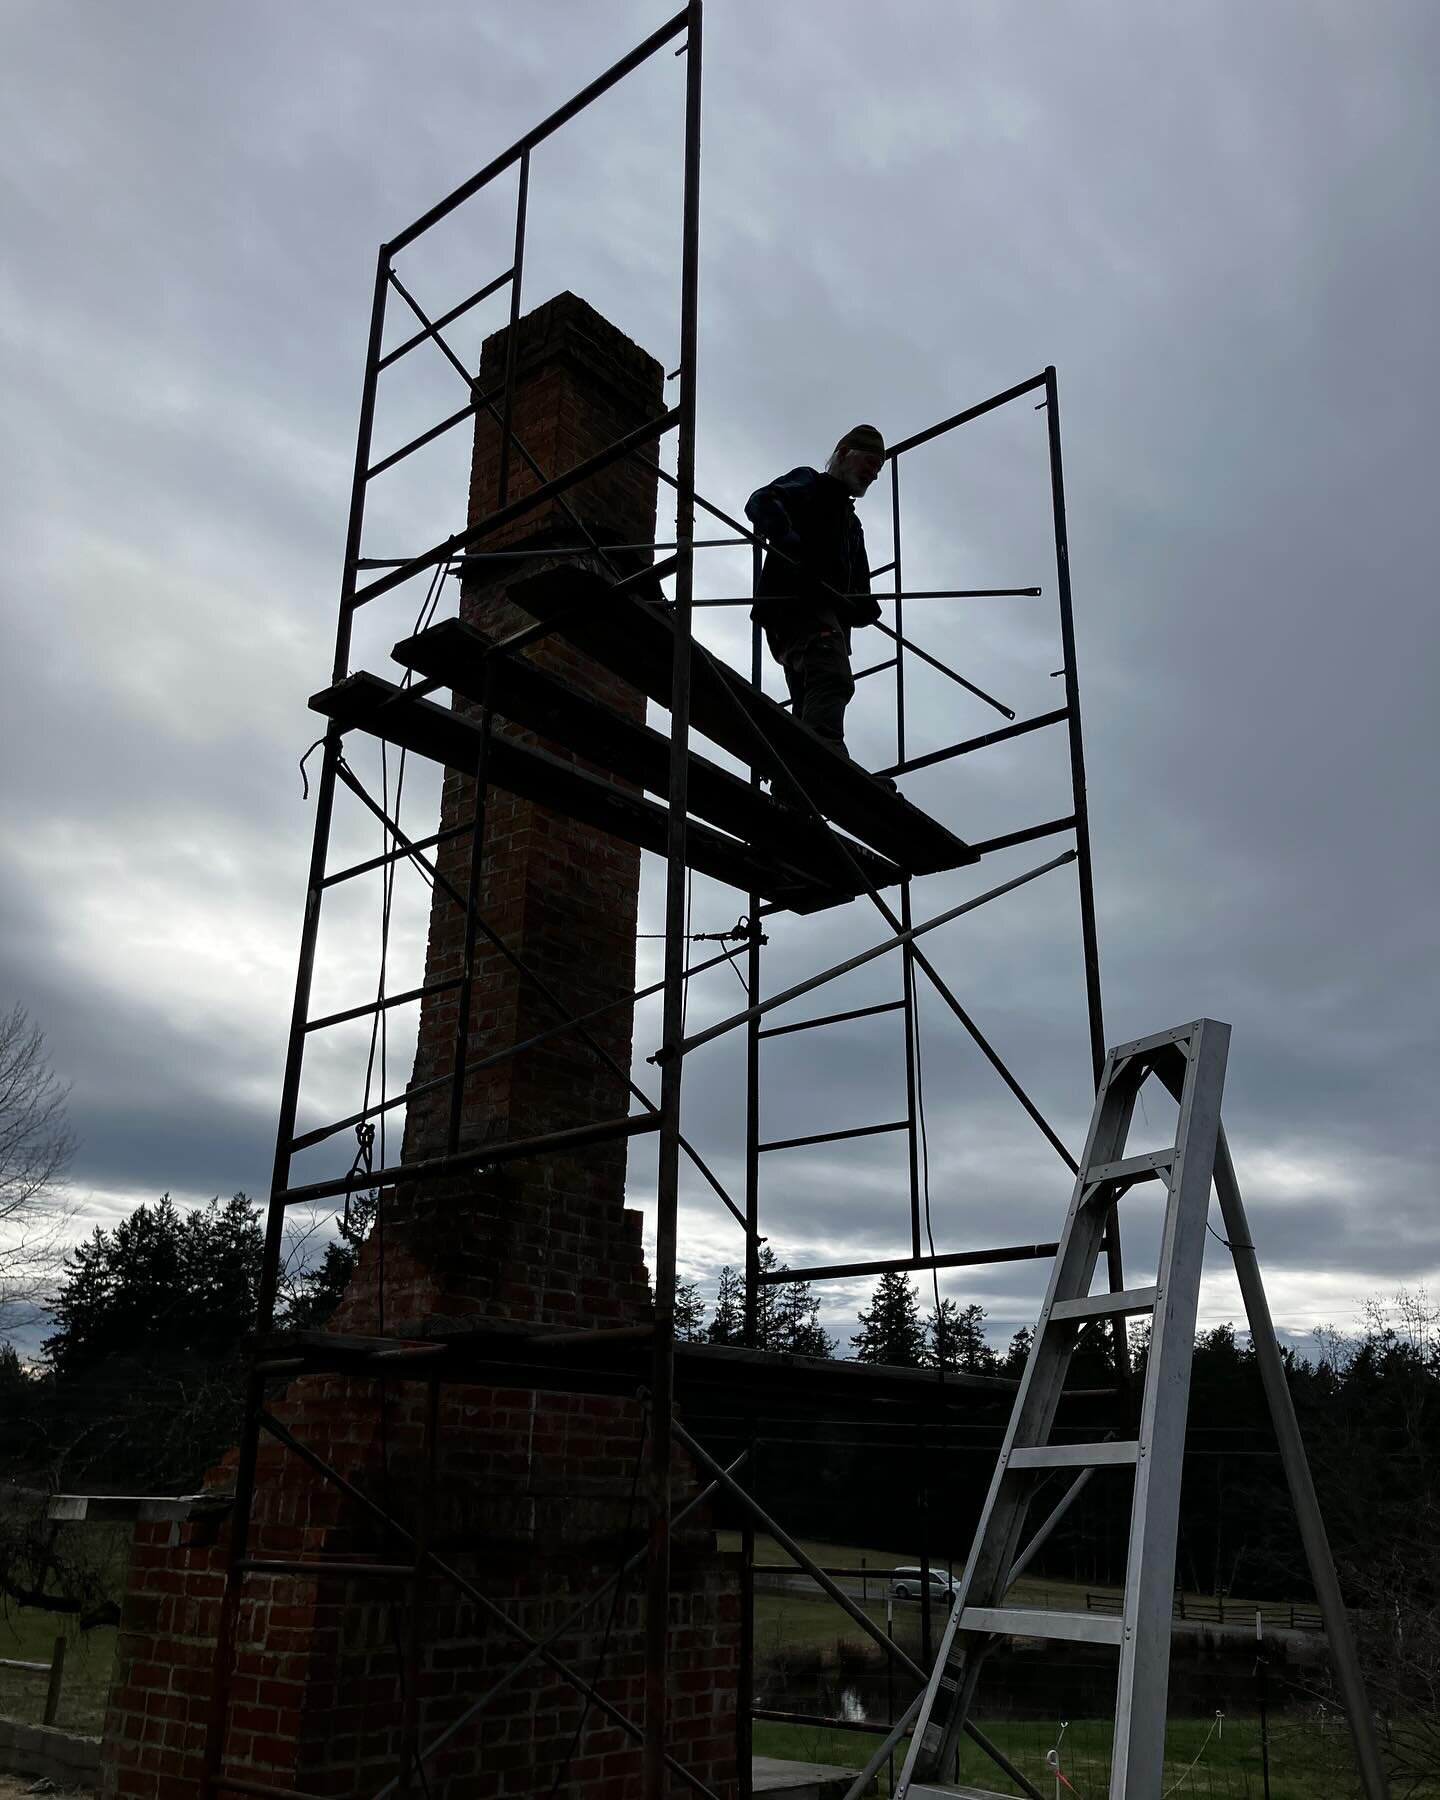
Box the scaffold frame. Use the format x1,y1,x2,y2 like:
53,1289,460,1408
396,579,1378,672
199,10,1138,1800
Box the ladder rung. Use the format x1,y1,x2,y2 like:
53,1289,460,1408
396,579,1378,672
1009,1440,1139,1470
757,998,906,1039
758,1118,908,1154
959,1604,1124,1646
1051,1284,1158,1322
1084,1147,1174,1188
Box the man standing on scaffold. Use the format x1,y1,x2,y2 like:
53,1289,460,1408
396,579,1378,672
746,424,887,757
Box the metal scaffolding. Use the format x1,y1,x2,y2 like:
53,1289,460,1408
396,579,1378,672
200,9,1123,1799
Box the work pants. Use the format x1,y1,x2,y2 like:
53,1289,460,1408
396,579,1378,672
780,629,855,753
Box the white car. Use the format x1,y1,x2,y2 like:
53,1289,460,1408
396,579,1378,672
890,1565,962,1602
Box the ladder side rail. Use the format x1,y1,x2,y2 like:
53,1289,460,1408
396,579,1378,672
1211,1126,1390,1800
1110,1022,1230,1798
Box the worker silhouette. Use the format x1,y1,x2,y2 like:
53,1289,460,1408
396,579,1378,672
746,424,885,757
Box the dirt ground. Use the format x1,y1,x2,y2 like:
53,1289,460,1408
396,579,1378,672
0,1778,93,1797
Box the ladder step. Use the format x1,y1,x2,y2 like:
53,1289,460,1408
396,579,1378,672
1009,1440,1139,1470
960,1604,1124,1646
1051,1284,1158,1322
1084,1147,1174,1188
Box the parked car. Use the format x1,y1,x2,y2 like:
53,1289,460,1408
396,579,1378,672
889,1565,962,1602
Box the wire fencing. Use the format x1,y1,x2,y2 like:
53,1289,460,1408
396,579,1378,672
750,1621,1375,1799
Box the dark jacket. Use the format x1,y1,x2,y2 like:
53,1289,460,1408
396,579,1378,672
745,466,880,652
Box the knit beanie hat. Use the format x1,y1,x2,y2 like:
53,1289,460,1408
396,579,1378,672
835,423,885,458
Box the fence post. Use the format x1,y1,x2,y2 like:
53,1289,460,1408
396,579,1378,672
1255,1611,1273,1800
43,1635,65,1727
862,1557,867,1606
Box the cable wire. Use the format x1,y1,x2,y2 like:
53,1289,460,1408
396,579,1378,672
1160,1711,1224,1795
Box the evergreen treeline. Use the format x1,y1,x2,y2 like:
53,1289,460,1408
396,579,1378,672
5,1193,1439,1640
679,1262,1031,1375
1,1190,372,1492
680,1265,1440,1632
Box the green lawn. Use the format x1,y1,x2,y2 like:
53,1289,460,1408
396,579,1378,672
755,1713,1396,1798
0,1529,1415,1800
738,1533,1417,1796
0,1606,116,1735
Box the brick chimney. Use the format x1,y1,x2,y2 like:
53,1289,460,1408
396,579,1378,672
373,289,662,1332
99,296,740,1800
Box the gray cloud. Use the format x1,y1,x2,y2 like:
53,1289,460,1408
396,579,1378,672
2,1,1436,1357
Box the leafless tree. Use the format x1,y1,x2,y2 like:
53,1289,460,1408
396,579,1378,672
0,1004,77,1335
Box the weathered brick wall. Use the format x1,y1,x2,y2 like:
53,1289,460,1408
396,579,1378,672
100,294,739,1800
392,289,658,1331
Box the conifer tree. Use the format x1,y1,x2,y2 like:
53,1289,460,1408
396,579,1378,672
704,1253,835,1356
927,1296,961,1371
852,1271,927,1367
926,1298,998,1373
775,1262,835,1358
707,1265,745,1346
1001,1325,1033,1378
674,1279,707,1343
44,1193,264,1375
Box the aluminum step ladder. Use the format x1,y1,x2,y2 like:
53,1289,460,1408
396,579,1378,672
894,1018,1389,1800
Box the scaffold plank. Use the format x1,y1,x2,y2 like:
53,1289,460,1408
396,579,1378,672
392,615,906,893
498,565,978,873
310,672,866,911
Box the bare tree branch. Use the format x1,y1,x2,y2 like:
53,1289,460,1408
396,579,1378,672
0,1004,77,1219
0,1004,78,1335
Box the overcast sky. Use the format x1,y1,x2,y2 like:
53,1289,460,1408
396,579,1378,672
2,1,1436,1357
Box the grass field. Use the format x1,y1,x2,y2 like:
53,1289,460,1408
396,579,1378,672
737,1532,1416,1796
0,1530,1419,1799
0,1605,116,1735
754,1713,1393,1798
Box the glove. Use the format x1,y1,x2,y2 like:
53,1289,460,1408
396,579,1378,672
847,592,882,627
